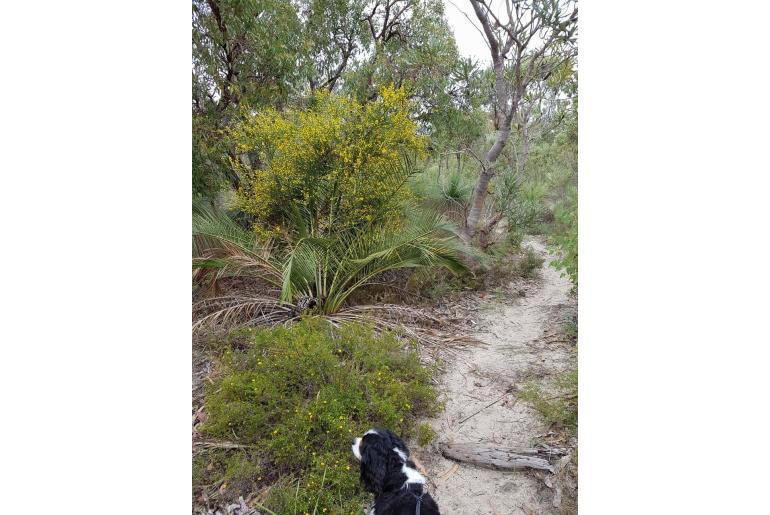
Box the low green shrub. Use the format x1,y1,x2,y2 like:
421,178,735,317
514,247,545,279
520,369,577,433
550,203,577,291
417,423,435,447
194,320,439,513
563,317,578,340
408,242,545,301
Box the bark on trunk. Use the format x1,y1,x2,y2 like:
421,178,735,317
462,53,515,242
462,121,512,242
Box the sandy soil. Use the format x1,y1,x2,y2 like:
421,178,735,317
414,237,577,515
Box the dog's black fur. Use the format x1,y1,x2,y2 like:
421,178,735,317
352,428,440,515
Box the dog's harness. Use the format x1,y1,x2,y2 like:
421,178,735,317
406,484,424,515
412,491,424,515
368,485,426,515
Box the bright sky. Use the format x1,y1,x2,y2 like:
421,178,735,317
443,0,558,66
443,0,492,64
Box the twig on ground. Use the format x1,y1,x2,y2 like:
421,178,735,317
194,440,257,450
436,463,460,482
458,387,517,426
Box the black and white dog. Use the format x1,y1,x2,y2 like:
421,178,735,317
351,428,441,515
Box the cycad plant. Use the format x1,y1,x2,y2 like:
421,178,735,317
192,200,469,340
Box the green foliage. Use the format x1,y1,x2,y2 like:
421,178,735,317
231,86,426,236
563,317,578,340
439,171,473,206
344,0,462,122
550,203,577,290
192,199,468,326
192,0,305,198
417,423,435,447
410,165,474,223
409,242,547,300
193,115,232,198
194,320,439,512
429,57,488,147
300,0,366,91
192,0,301,111
520,369,578,433
495,175,550,246
514,247,545,279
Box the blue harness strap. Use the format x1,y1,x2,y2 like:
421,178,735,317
409,487,424,515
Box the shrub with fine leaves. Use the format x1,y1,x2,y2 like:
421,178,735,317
194,320,439,513
231,85,426,237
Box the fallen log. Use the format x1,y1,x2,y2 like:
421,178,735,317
440,442,567,473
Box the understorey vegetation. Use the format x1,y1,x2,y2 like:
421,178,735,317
192,0,577,512
193,320,438,513
520,368,578,433
192,87,471,341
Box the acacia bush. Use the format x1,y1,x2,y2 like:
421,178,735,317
192,88,471,335
193,320,439,513
231,86,425,237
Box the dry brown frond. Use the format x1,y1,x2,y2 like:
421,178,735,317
328,304,484,350
192,295,292,333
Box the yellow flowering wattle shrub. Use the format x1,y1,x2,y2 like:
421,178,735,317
231,86,426,236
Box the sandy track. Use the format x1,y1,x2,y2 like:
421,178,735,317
416,237,576,514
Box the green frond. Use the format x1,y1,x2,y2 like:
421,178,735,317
193,200,472,327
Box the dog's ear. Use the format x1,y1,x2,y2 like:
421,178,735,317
360,441,387,495
384,428,409,457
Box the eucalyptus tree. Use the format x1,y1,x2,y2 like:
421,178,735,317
505,56,576,192
192,0,302,112
343,0,460,110
192,0,469,198
462,0,577,243
428,57,488,174
300,0,367,92
192,0,303,195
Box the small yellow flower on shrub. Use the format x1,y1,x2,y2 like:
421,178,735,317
230,86,425,235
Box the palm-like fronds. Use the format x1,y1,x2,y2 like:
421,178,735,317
192,199,282,288
192,200,472,338
192,295,291,332
321,211,467,313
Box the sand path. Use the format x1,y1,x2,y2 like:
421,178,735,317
417,237,577,514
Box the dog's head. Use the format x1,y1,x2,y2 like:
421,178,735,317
351,428,413,494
